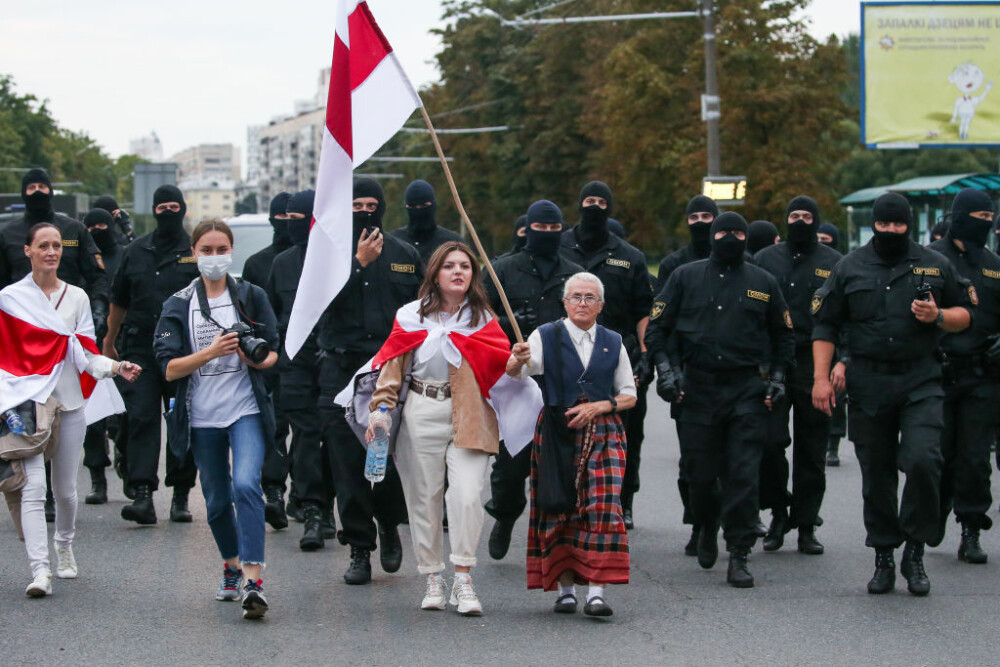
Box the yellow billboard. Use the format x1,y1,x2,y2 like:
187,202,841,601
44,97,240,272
863,1,1000,147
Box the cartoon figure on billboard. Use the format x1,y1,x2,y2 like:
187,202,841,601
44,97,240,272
949,63,993,140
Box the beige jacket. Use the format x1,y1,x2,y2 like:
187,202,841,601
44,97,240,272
370,350,499,455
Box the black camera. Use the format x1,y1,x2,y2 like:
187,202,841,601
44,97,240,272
916,277,933,302
223,322,269,364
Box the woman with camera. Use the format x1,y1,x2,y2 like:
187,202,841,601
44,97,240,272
0,222,140,597
153,218,279,620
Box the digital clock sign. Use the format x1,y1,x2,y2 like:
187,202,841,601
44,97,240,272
701,176,748,207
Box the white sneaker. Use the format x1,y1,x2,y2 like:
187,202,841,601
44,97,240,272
26,572,52,597
450,575,483,616
56,545,78,579
421,573,447,610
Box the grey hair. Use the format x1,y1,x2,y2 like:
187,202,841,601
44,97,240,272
564,272,605,301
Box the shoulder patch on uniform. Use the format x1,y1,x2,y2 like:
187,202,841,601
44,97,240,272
913,267,941,277
783,310,793,329
814,268,831,279
61,239,78,247
983,268,1000,280
650,301,665,320
811,294,823,314
178,256,197,263
94,253,105,270
747,289,770,303
391,263,415,273
969,285,979,306
605,258,630,269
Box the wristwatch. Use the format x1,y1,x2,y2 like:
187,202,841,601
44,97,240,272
935,308,944,325
608,397,618,413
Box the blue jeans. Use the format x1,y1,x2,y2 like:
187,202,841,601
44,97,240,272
190,414,267,564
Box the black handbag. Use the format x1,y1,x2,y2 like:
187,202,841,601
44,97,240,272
535,322,578,514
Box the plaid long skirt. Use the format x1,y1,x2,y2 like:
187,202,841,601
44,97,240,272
526,411,630,591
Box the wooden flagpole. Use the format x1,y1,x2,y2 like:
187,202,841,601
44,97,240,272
419,106,525,345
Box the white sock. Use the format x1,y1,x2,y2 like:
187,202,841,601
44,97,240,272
559,583,576,598
587,584,604,603
454,572,470,583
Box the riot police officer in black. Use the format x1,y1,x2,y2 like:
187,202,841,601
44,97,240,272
929,188,1000,564
482,200,583,558
647,212,795,588
560,181,653,527
105,185,200,524
754,196,842,555
318,177,423,585
390,179,463,263
813,192,974,596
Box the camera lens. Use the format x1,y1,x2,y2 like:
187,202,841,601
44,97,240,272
242,337,269,364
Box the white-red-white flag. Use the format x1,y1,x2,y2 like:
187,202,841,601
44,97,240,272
285,0,422,359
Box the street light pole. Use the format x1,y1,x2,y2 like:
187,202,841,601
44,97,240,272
701,0,721,177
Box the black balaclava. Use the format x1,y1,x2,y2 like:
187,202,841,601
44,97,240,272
994,216,1000,251
353,176,386,241
949,188,995,250
268,192,293,249
576,180,613,252
92,195,119,215
818,223,840,250
685,195,719,258
21,168,54,223
511,215,527,253
84,208,117,254
747,220,779,254
151,185,186,248
785,195,820,252
871,193,912,263
285,189,315,248
524,200,563,279
608,218,625,239
404,179,437,235
710,211,748,266
930,220,950,241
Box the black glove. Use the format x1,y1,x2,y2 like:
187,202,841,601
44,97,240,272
766,367,787,409
655,362,683,403
92,305,109,345
635,351,654,387
115,209,135,241
512,304,537,333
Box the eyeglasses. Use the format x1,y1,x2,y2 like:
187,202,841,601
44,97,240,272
564,294,601,305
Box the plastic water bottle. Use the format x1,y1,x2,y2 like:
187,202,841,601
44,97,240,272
3,409,25,435
365,406,391,483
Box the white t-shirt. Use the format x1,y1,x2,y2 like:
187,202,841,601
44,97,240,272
187,290,259,428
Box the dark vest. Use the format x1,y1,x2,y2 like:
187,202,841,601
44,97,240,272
538,320,621,407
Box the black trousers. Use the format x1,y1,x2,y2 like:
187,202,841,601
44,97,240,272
116,348,196,490
319,350,407,551
82,419,110,470
829,394,847,440
485,443,531,525
848,364,943,548
758,348,828,528
282,341,333,507
261,379,292,491
940,369,995,531
676,372,768,549
620,384,648,505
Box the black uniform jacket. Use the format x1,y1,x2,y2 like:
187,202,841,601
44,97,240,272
390,225,464,264
930,236,1000,356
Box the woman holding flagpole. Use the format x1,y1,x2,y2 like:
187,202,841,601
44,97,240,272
0,222,140,597
356,242,541,616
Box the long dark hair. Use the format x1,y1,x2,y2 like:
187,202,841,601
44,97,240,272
418,242,494,328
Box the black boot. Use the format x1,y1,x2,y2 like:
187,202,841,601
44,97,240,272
263,487,288,530
170,488,193,523
797,527,825,555
684,525,701,557
763,509,788,552
321,505,337,539
900,541,930,596
121,485,157,525
344,547,372,585
85,467,107,505
697,521,720,569
959,521,988,564
285,495,304,523
299,504,324,551
726,547,754,588
489,520,515,560
867,548,895,594
826,437,840,467
378,522,402,573
621,492,634,530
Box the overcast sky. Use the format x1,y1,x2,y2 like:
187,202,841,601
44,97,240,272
0,0,859,163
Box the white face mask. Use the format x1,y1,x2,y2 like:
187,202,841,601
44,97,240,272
197,254,232,280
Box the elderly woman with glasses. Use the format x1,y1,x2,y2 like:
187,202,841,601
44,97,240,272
507,271,636,617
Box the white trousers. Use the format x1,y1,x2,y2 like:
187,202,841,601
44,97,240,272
21,407,87,577
395,390,490,574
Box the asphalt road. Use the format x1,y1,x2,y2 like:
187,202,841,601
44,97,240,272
2,387,999,666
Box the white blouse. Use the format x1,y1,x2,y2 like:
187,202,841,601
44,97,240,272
47,282,116,410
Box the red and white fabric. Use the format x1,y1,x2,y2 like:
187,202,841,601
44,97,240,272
285,0,422,359
335,300,544,455
0,275,124,424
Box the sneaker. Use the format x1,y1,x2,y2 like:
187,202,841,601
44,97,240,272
241,579,269,619
55,545,78,579
216,564,244,601
449,575,483,616
421,573,447,610
26,571,52,597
